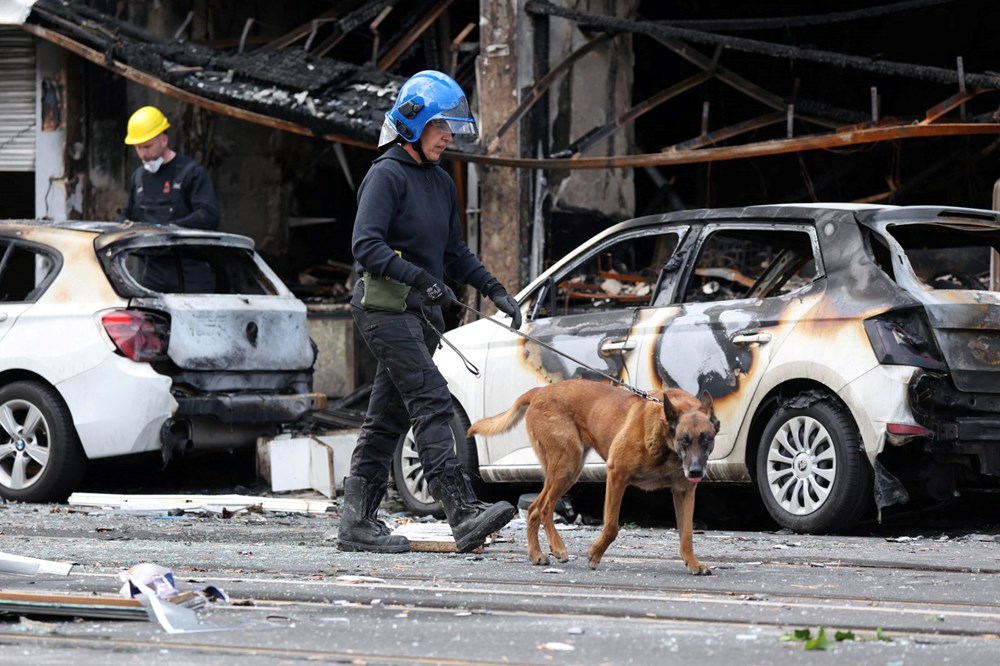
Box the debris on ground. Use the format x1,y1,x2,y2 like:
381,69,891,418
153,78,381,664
67,492,335,515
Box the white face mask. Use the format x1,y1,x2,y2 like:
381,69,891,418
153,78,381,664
143,157,164,173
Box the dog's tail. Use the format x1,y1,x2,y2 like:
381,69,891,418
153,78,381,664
467,387,542,437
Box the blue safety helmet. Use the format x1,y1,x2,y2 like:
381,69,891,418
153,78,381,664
378,70,478,149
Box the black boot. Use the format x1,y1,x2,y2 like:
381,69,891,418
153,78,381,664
428,467,516,553
335,476,410,553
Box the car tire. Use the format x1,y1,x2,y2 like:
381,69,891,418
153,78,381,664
755,396,873,533
392,403,485,518
0,381,86,503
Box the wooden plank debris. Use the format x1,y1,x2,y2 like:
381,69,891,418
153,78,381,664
391,522,485,553
0,591,148,621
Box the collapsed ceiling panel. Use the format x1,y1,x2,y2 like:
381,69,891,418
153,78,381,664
25,0,407,150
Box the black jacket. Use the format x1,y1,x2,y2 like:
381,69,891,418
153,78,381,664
352,145,494,310
118,155,219,229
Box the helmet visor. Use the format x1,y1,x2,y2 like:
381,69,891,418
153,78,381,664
432,96,478,137
427,117,478,136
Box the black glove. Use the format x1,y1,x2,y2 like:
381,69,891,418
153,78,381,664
413,271,455,306
485,281,522,330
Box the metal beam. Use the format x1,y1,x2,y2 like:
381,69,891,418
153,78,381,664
463,121,1000,170
920,89,990,125
255,9,341,52
565,70,712,157
653,37,844,130
376,0,453,71
667,111,786,151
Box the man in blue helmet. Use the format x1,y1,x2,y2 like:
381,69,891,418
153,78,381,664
334,70,521,554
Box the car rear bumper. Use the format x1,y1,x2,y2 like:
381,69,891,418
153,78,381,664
174,391,328,423
58,353,177,459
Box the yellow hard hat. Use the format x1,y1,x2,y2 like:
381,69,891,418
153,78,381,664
124,106,170,145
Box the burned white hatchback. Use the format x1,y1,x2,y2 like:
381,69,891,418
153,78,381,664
398,204,1000,533
0,221,325,502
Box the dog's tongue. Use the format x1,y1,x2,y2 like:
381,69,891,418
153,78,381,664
686,476,702,485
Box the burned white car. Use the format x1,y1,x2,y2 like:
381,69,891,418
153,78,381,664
0,221,325,502
395,204,1000,533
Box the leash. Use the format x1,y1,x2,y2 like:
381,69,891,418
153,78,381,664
418,304,482,377
432,300,661,404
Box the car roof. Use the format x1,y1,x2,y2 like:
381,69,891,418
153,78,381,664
0,220,256,251
610,203,1000,234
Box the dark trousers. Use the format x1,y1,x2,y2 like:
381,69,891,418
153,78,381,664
349,305,460,487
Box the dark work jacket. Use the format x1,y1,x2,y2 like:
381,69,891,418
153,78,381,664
118,154,220,229
351,145,494,312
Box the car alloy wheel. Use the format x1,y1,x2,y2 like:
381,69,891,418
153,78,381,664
0,397,51,492
755,396,873,534
0,381,85,503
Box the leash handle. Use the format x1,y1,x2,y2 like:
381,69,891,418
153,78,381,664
452,300,660,403
420,305,480,377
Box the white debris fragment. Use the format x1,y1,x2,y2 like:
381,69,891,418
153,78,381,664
336,575,387,584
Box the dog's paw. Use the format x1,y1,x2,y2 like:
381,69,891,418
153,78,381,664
687,562,712,575
529,553,551,566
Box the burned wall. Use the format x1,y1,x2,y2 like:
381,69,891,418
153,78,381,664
546,0,636,220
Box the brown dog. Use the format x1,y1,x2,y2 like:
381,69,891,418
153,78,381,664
468,379,718,574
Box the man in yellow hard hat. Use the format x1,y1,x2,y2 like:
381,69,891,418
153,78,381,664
118,105,219,229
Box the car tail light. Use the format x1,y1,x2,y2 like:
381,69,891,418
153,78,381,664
101,310,170,362
863,308,946,371
886,423,932,437
885,422,934,446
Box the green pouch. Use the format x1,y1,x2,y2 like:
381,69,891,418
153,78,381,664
362,271,410,312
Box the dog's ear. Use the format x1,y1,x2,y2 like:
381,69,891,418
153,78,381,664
700,390,720,432
662,394,679,437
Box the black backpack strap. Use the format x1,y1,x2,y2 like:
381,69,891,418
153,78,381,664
173,159,198,189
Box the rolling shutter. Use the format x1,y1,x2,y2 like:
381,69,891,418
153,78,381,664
0,27,35,171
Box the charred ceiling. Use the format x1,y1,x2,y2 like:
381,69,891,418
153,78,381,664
20,0,1000,176
10,0,1000,216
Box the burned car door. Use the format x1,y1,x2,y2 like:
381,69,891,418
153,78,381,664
476,225,686,476
637,222,825,461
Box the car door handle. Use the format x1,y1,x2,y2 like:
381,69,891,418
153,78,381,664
732,332,772,345
600,339,637,355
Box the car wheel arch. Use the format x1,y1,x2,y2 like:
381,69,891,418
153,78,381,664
744,378,854,483
0,369,93,457
0,368,51,388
